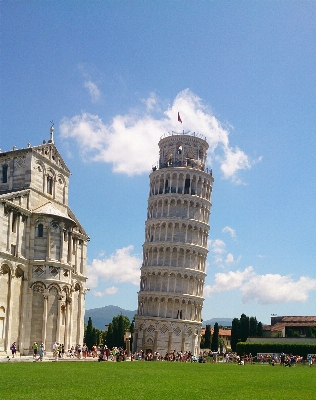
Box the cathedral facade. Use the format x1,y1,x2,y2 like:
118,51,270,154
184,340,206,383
0,127,89,355
133,131,213,356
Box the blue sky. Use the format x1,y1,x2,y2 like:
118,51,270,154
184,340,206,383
1,1,316,324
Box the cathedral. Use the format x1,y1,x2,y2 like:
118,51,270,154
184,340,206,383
0,126,89,355
133,131,213,355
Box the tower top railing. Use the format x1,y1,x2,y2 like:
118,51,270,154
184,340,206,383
160,131,207,142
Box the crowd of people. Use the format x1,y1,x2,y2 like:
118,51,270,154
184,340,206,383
10,341,315,366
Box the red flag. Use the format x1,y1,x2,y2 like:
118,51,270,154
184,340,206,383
178,112,182,123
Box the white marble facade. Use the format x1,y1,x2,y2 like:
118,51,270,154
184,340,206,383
0,128,89,355
134,132,213,356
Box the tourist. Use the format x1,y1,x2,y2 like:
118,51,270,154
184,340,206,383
10,342,17,358
33,342,38,359
39,343,45,361
53,341,59,361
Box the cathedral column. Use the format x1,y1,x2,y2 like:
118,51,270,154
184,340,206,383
67,232,72,264
80,242,84,274
6,210,12,252
46,224,51,260
19,278,29,354
42,292,48,349
59,225,64,262
74,238,78,273
5,273,13,353
16,214,21,256
76,289,83,344
69,291,74,346
64,299,71,349
56,297,63,344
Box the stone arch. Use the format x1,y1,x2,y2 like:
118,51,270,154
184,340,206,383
0,263,12,275
35,160,46,176
56,173,67,204
31,281,46,292
15,265,24,279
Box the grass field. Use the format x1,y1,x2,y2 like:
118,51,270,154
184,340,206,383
1,361,315,399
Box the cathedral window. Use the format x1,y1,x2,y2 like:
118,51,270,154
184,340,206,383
2,164,8,183
38,224,43,237
12,213,17,232
47,176,53,194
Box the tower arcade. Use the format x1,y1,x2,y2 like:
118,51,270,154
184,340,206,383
133,131,213,356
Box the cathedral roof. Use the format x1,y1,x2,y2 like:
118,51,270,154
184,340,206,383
33,202,75,222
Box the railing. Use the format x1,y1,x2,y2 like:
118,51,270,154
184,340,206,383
160,130,207,141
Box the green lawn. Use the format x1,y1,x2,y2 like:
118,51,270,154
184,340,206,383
1,361,315,399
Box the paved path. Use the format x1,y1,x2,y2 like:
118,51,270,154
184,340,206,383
0,355,99,363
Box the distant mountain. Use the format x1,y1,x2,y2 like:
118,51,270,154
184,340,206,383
85,306,232,330
203,318,232,328
84,305,137,330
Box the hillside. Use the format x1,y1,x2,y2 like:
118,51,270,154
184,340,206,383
85,306,232,330
84,305,137,330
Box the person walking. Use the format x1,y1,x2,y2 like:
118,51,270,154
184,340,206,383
39,343,45,361
33,342,38,359
53,341,59,361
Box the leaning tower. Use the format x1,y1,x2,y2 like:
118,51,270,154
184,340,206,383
133,131,214,356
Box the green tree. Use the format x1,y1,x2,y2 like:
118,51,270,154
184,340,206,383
240,313,249,342
106,322,115,349
257,321,263,336
105,314,131,349
204,325,211,349
306,326,316,338
231,318,240,352
211,322,219,351
249,316,258,336
84,317,95,349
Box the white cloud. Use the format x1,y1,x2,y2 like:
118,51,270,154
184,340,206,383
86,245,141,288
222,226,236,238
60,89,254,181
205,266,254,295
93,286,119,297
84,80,101,103
225,253,234,264
204,267,316,305
142,92,159,111
241,274,316,304
210,239,226,254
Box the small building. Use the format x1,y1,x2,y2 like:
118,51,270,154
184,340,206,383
201,326,231,350
263,316,316,338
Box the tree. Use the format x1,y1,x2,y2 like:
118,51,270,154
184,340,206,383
231,318,240,352
306,326,316,338
257,321,263,337
84,317,95,349
105,314,131,349
204,325,211,349
240,313,249,342
249,317,258,336
211,322,219,351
